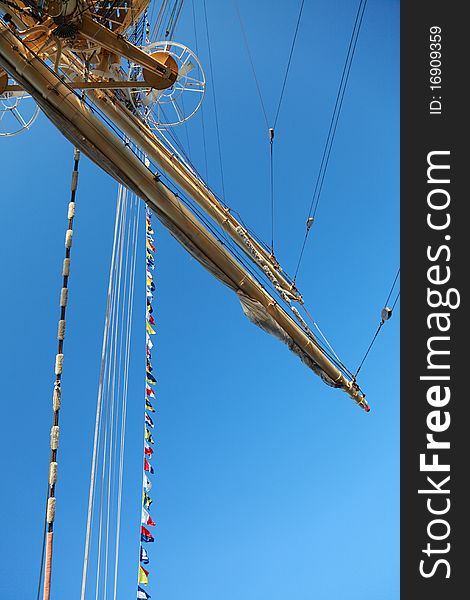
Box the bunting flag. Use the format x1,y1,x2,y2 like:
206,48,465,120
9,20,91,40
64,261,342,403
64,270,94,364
144,443,153,457
142,507,156,527
146,371,156,385
138,565,149,585
141,526,154,543
138,207,157,598
146,322,156,335
144,458,154,474
142,491,153,509
140,546,149,565
137,585,151,599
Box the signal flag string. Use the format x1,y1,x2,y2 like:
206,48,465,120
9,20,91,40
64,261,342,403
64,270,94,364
136,207,158,600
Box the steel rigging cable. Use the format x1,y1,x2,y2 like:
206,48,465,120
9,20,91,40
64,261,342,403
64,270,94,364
191,0,209,181
233,0,305,254
202,0,226,200
273,0,305,129
293,0,368,282
354,267,400,379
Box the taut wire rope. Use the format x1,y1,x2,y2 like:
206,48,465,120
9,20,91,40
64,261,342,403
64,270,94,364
293,0,368,282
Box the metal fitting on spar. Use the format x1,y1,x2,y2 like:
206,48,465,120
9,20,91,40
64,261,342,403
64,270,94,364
235,226,303,303
236,226,283,289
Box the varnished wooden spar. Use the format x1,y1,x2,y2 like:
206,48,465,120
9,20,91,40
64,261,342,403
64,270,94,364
0,22,369,411
2,0,300,295
0,0,299,301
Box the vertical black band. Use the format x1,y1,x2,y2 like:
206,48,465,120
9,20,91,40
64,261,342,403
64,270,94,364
401,3,467,598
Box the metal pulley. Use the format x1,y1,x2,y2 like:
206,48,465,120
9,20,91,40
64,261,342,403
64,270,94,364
381,306,393,322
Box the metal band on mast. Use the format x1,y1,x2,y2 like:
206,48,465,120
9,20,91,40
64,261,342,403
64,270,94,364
42,147,80,600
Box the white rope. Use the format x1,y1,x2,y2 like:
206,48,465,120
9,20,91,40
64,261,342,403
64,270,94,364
113,193,141,599
82,181,142,599
103,187,128,599
94,187,126,600
81,186,123,600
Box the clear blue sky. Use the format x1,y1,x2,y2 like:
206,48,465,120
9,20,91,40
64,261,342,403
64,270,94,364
0,1,399,598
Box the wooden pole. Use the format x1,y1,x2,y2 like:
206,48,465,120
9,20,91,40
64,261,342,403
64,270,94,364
43,532,53,600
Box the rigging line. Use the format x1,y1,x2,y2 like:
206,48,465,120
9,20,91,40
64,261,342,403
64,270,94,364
232,0,304,253
312,0,367,219
152,0,168,39
113,194,141,600
202,0,226,200
311,0,367,219
353,320,382,380
42,147,81,600
110,190,139,598
95,193,125,600
35,484,49,600
158,105,197,172
103,188,130,598
111,191,138,596
232,0,269,129
95,191,125,598
181,94,192,160
293,0,368,282
168,0,185,38
166,0,179,36
191,0,209,180
385,268,400,308
97,186,128,599
354,268,400,378
80,186,123,600
269,133,274,253
301,305,353,377
273,0,305,129
157,172,350,375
